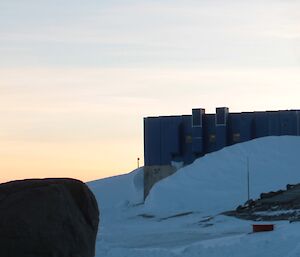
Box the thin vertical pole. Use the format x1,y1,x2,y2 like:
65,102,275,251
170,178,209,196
137,158,140,168
297,111,299,136
247,157,250,201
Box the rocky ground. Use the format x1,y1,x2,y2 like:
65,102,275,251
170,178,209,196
224,184,300,222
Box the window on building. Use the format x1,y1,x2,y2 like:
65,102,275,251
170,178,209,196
185,135,193,144
216,107,228,125
233,133,240,142
209,134,216,143
192,109,203,127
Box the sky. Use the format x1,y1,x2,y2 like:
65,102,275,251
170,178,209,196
0,0,299,183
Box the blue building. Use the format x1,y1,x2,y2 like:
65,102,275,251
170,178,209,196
144,108,300,167
143,107,300,199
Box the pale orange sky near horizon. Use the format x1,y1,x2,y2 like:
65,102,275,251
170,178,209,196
0,0,299,183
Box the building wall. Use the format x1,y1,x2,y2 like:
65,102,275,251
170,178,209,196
143,165,176,200
144,108,300,167
143,108,300,198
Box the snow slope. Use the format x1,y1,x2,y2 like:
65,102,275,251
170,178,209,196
88,167,144,210
88,136,300,257
145,136,300,216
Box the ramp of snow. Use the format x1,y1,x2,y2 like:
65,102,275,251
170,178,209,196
144,136,300,216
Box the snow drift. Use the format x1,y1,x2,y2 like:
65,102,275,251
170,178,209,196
144,136,300,216
88,167,144,211
88,136,300,257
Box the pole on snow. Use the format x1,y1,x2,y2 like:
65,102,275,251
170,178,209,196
247,157,250,201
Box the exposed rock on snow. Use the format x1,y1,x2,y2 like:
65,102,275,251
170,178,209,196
225,183,300,221
0,178,99,257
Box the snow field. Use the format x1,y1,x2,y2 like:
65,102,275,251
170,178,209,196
89,136,300,257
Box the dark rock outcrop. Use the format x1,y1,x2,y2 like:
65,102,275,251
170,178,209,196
224,183,300,221
0,178,99,257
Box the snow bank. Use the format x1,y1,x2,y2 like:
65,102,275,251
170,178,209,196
89,136,300,257
88,168,144,211
144,136,300,216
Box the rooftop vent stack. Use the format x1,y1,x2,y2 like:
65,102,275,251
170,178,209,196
215,107,229,150
192,108,205,155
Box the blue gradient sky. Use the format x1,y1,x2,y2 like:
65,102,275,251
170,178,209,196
0,0,299,182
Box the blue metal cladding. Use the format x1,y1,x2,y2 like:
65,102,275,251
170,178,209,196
203,114,217,153
253,112,269,138
216,107,229,150
144,117,161,166
192,127,203,154
227,113,241,145
216,107,229,125
192,109,203,127
182,115,194,164
297,111,300,136
279,111,297,135
160,116,182,165
144,108,300,166
240,113,254,142
268,112,280,136
192,109,205,154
